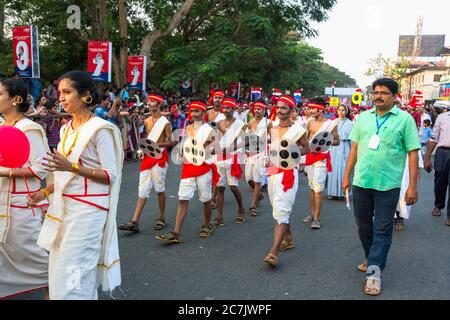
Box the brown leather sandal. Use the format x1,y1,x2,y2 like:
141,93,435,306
118,220,140,233
155,231,181,244
154,218,166,230
264,253,278,267
198,224,213,238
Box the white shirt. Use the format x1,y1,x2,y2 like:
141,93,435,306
234,110,248,123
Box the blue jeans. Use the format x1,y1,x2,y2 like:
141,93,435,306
353,186,401,274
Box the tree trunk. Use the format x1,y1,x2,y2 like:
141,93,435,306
116,0,128,88
0,1,5,52
140,0,195,70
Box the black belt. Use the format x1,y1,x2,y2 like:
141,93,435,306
438,146,450,150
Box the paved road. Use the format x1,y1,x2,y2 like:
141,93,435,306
11,160,450,300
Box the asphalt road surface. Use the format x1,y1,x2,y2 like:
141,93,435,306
10,160,450,300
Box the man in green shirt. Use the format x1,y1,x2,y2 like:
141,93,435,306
342,78,420,296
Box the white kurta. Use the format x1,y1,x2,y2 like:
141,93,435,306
41,119,120,300
0,119,49,298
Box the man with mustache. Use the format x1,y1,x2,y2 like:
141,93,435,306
206,90,226,209
342,78,420,296
212,97,246,227
263,95,308,267
155,99,219,243
245,101,271,216
302,98,340,230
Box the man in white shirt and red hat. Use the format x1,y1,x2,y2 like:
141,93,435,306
119,93,175,233
206,90,226,126
156,99,220,243
212,97,247,227
264,95,309,267
302,98,340,230
245,100,271,216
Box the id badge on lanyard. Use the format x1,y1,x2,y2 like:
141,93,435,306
369,113,391,151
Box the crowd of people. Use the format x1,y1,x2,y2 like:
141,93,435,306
1,73,449,300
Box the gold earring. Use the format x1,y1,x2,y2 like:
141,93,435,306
16,96,23,104
82,96,93,104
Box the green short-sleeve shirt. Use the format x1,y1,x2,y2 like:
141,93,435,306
349,106,421,191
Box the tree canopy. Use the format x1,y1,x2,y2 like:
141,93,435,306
0,0,356,97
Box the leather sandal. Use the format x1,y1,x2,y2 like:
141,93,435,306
118,220,140,233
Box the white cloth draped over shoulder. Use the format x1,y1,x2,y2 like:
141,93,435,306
0,118,51,298
37,117,123,299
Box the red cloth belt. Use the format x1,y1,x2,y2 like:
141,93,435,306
181,163,220,186
217,152,243,180
230,153,242,180
302,152,332,172
266,165,295,192
140,149,169,172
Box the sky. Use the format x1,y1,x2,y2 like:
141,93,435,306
307,0,450,88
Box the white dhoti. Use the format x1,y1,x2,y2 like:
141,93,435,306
306,161,327,193
245,155,264,184
48,197,107,300
0,119,50,299
0,202,48,298
268,171,299,225
216,166,239,187
138,164,168,197
178,171,212,203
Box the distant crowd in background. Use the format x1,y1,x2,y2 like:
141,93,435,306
6,76,449,163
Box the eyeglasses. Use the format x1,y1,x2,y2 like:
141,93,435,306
372,91,393,97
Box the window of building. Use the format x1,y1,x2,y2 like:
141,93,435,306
434,74,442,82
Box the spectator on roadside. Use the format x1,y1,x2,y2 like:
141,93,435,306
45,80,59,101
419,119,432,156
342,78,420,296
424,106,450,226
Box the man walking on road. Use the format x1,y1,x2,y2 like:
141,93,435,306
342,78,420,296
424,108,450,226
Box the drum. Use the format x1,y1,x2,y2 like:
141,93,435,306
139,138,163,159
245,134,265,156
183,137,206,166
269,138,301,170
309,131,333,153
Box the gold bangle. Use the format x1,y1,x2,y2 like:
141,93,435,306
71,162,80,173
92,170,96,177
42,188,50,199
8,169,13,179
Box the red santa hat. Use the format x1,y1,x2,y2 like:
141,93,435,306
188,101,207,121
273,88,282,96
222,97,238,109
147,94,164,104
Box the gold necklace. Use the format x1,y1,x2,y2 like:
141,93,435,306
61,113,92,157
1,114,24,127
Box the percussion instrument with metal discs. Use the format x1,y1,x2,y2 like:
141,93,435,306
245,134,266,155
183,137,207,166
269,138,301,170
208,121,218,129
138,138,163,159
309,131,333,153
